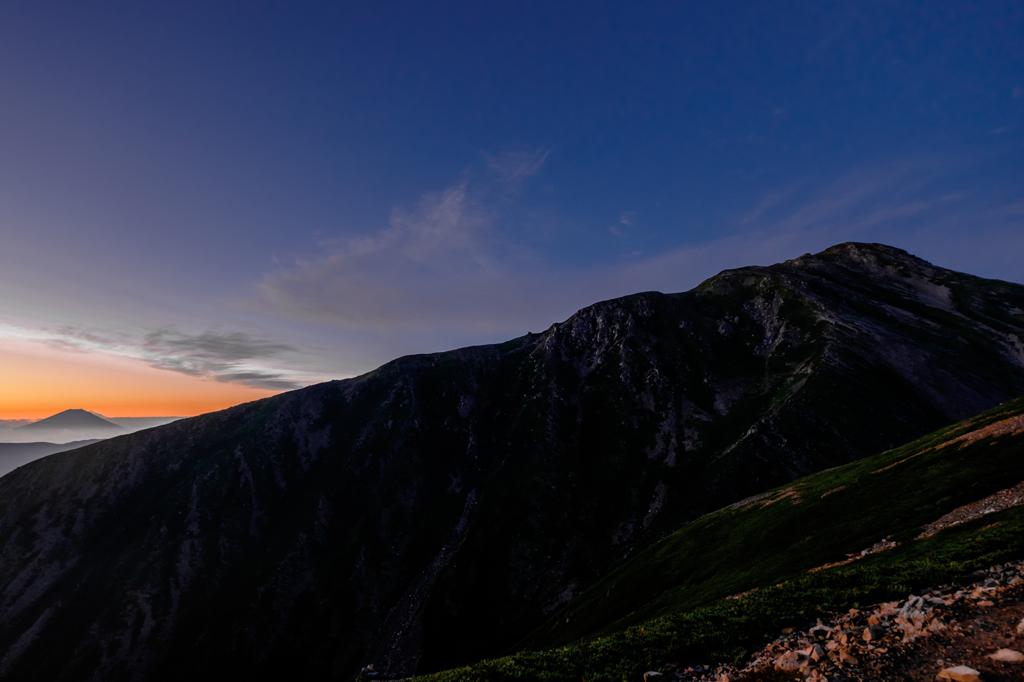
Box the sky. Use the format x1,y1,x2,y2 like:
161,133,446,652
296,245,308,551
1,1,1022,419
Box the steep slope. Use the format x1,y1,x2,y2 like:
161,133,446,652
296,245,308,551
522,394,1024,650
426,394,1024,682
0,243,1023,681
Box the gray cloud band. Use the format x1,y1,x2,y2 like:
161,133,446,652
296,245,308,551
16,324,310,390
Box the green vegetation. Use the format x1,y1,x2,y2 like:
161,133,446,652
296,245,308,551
417,396,1024,682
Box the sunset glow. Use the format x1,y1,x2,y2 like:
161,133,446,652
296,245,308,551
0,338,279,419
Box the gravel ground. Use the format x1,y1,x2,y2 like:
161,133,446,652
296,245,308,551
670,561,1024,682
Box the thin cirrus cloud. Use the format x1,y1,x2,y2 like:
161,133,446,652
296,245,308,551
485,147,552,190
0,322,316,390
630,162,1024,289
250,181,565,333
245,156,1024,367
247,149,582,337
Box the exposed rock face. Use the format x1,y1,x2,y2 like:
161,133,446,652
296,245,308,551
1,243,1024,681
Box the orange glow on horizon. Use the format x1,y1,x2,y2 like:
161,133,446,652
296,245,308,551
0,338,283,420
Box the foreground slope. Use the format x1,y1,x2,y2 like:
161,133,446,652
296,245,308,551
1,243,1024,680
427,395,1024,681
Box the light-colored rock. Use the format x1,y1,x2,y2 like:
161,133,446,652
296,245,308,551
808,619,831,637
936,665,981,682
643,672,664,681
977,600,995,607
809,643,827,662
897,616,921,637
839,649,858,665
1017,617,1024,634
879,600,900,615
775,651,804,671
987,648,1024,662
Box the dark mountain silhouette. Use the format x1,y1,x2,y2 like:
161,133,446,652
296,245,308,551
17,409,122,431
0,441,103,479
1,243,1023,682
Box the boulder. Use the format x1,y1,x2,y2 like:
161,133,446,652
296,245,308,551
936,665,981,682
987,648,1024,662
643,672,664,681
774,651,805,672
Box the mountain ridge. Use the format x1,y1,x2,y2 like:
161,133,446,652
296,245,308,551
0,441,104,479
1,242,1023,681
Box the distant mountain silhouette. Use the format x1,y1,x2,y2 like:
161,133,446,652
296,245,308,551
18,409,122,431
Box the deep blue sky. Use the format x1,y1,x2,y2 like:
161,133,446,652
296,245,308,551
1,1,1022,397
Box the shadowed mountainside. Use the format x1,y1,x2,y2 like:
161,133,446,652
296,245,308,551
426,395,1024,682
1,243,1024,681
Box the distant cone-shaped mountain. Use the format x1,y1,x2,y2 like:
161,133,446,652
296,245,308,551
17,409,122,431
1,243,1024,682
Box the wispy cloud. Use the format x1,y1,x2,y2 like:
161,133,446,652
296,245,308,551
0,322,318,390
249,181,570,333
141,329,300,389
635,162,1024,290
485,147,551,197
609,212,634,236
242,157,1024,370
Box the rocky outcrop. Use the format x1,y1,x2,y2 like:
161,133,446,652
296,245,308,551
670,561,1024,682
1,243,1024,681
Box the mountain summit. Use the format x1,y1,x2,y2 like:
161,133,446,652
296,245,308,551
17,409,122,431
0,243,1023,681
